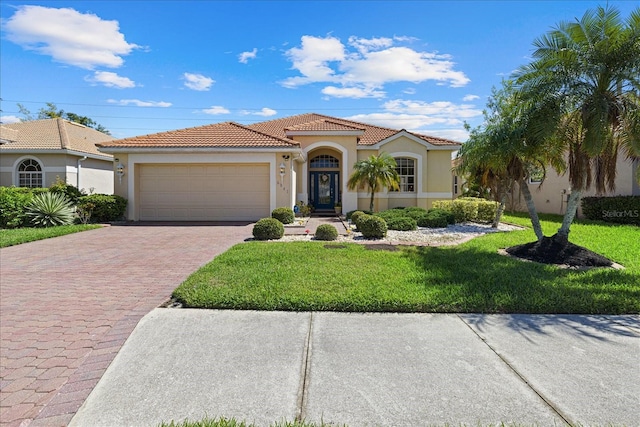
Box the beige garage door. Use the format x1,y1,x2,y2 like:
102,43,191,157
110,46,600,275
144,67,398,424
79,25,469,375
139,164,270,221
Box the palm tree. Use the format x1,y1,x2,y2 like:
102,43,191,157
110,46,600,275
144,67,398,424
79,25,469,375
456,81,565,240
515,5,640,243
347,153,400,212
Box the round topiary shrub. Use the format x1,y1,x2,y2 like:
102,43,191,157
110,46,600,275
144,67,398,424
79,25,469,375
315,224,339,241
358,214,388,239
427,208,455,224
386,216,417,231
346,209,372,221
350,210,367,226
418,212,449,228
252,217,285,240
375,209,405,222
271,207,295,224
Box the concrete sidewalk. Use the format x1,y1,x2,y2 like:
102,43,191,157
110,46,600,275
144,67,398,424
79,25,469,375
70,310,639,427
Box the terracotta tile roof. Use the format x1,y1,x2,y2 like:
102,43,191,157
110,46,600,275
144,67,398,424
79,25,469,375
285,118,365,133
98,122,300,149
0,118,114,156
250,113,461,147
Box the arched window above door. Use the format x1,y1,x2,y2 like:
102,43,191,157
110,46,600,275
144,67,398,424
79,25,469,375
310,155,339,169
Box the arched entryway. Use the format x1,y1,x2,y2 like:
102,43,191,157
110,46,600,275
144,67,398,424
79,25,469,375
308,152,341,212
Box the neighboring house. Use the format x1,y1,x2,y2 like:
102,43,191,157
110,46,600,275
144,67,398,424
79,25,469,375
0,118,115,194
522,154,640,216
97,113,461,222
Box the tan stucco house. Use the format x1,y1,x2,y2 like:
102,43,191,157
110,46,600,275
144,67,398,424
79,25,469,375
0,118,115,194
522,154,640,216
97,113,460,222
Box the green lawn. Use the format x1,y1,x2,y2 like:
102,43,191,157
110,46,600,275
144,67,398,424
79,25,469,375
173,213,640,314
0,224,102,248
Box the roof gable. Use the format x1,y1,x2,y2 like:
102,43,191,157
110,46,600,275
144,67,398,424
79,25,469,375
0,118,114,157
250,113,461,147
98,121,300,150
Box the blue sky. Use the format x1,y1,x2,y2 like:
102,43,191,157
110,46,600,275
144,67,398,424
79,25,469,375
1,0,638,141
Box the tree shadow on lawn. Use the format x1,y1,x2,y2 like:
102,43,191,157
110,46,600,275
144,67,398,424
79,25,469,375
401,244,640,318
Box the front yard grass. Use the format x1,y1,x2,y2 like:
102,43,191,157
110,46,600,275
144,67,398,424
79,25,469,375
172,213,639,314
0,224,102,248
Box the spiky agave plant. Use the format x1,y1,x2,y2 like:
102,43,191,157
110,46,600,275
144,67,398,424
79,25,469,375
25,192,75,227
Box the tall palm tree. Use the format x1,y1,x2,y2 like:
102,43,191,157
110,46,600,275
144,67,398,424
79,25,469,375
347,153,400,212
515,5,640,243
456,81,565,240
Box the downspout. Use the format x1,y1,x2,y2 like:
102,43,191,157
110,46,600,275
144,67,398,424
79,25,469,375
77,156,87,190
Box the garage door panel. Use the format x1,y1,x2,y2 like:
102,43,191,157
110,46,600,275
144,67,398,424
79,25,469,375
139,164,269,221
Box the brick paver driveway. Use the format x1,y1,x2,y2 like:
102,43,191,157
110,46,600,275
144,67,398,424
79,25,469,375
0,223,252,427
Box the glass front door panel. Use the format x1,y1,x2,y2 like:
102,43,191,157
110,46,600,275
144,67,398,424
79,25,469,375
311,172,338,210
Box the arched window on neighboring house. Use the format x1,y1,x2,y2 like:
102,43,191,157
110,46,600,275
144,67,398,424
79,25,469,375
393,157,415,192
17,158,43,188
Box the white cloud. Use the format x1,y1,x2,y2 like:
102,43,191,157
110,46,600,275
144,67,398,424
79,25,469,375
107,99,171,107
403,87,417,95
202,106,230,115
1,115,21,124
183,73,214,91
240,108,277,117
238,48,258,64
463,94,480,101
4,5,139,69
321,86,385,99
344,98,482,142
281,35,470,99
87,71,136,88
383,99,482,120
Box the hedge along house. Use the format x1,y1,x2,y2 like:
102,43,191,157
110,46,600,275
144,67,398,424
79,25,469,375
97,113,461,222
0,118,114,194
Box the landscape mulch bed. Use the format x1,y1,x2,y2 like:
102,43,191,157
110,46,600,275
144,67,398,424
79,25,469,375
505,235,614,268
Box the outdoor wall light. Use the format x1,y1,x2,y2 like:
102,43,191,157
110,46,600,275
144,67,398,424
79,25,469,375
116,163,125,184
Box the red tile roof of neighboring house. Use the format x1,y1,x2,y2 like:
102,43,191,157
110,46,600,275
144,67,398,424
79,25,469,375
0,118,114,156
250,113,461,147
97,121,299,149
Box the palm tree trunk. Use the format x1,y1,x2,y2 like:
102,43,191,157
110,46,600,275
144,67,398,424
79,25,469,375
519,178,544,241
369,191,375,212
492,191,507,228
556,189,582,244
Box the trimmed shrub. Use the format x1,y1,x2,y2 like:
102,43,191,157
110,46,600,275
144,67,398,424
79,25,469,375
79,194,127,222
374,209,405,222
350,210,367,226
346,209,372,221
476,200,499,223
271,207,295,224
25,192,75,228
358,214,387,239
427,208,455,225
418,212,449,228
49,177,84,204
315,224,339,241
1,187,33,228
252,217,284,240
451,199,478,223
582,196,640,225
432,200,454,212
386,216,417,231
404,206,428,220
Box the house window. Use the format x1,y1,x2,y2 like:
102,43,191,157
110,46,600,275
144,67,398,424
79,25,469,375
393,157,415,192
17,158,43,188
528,165,544,184
310,155,339,169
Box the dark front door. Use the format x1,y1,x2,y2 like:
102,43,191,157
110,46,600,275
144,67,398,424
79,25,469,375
310,172,339,210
